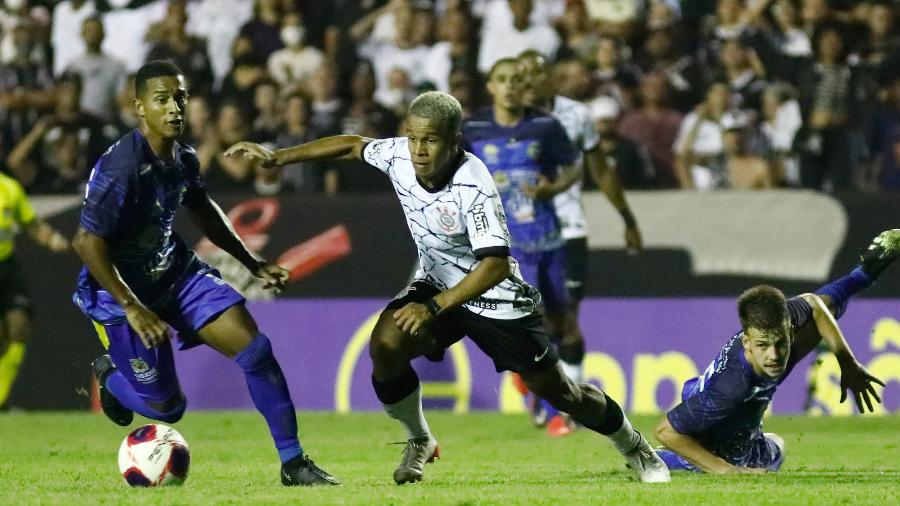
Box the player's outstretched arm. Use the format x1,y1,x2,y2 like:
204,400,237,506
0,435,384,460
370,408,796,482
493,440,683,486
584,147,642,252
183,195,288,290
72,227,169,348
798,293,885,413
654,417,765,475
25,219,69,253
224,135,373,167
393,256,510,336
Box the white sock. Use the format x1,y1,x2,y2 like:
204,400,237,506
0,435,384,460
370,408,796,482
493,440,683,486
606,414,643,455
383,384,431,440
560,360,583,384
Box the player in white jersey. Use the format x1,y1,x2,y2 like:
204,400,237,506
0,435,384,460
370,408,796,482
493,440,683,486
226,91,669,485
518,51,643,435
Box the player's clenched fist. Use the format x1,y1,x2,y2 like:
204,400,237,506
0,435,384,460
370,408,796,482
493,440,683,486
124,303,169,348
224,142,277,167
253,261,289,290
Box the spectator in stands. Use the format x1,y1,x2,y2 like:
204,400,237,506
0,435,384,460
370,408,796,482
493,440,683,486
267,13,324,88
251,79,282,142
342,60,400,139
0,22,55,153
588,96,654,189
556,0,601,65
869,75,900,190
583,0,643,38
272,92,324,194
618,72,684,188
638,25,710,112
65,16,127,121
673,82,732,189
411,5,437,47
477,0,561,74
238,0,289,64
770,0,813,57
358,3,430,99
861,1,898,71
592,36,641,107
722,115,772,189
448,68,480,117
760,83,803,186
219,35,268,105
308,63,346,137
716,38,768,111
199,101,254,191
186,93,218,168
50,0,96,76
6,73,110,193
106,73,138,139
185,0,254,85
146,4,214,99
423,6,479,92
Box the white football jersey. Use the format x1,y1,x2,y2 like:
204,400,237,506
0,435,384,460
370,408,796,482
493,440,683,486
363,137,540,320
551,95,600,240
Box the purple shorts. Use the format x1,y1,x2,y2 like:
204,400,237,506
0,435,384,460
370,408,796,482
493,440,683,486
511,247,568,313
87,265,244,403
658,435,784,472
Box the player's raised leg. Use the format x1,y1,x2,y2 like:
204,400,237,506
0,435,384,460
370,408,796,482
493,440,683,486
196,303,339,487
520,364,671,483
91,321,183,426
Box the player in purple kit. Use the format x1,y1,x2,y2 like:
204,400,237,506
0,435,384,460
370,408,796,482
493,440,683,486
462,58,583,433
71,61,337,487
654,230,897,474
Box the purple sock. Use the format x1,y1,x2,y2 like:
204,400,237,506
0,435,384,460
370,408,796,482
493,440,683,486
815,266,873,319
234,334,302,463
105,371,185,422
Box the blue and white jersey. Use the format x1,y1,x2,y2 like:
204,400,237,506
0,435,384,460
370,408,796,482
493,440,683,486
667,297,813,462
363,137,540,320
462,107,578,253
75,129,207,316
551,95,600,240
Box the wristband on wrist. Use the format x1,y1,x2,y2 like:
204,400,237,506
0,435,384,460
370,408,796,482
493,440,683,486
425,298,442,317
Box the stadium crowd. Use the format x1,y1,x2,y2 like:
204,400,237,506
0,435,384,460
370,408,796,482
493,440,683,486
0,0,898,195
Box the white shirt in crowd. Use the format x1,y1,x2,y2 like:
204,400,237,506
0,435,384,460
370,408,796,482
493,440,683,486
551,95,600,240
363,137,540,320
186,0,254,85
477,22,560,74
65,54,127,120
360,42,430,97
51,0,97,75
267,46,324,87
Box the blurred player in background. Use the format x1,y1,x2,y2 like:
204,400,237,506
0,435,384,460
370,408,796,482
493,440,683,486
518,50,643,436
72,61,337,487
226,91,670,484
0,171,69,410
654,230,898,474
461,58,582,435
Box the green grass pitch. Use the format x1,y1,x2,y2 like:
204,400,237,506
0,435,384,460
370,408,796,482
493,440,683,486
1,412,897,505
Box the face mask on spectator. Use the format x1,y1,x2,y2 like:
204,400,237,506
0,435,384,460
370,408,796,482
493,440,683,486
281,26,304,47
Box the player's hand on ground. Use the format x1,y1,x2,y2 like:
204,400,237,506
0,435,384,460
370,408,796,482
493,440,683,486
224,142,276,167
124,303,169,349
393,302,434,336
624,226,642,254
523,176,555,201
253,261,289,290
837,358,884,413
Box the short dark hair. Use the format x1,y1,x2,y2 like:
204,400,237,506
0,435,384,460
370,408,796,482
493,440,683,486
135,60,184,97
488,57,521,80
737,285,789,333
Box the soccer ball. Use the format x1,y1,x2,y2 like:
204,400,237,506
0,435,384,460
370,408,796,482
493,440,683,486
117,424,190,487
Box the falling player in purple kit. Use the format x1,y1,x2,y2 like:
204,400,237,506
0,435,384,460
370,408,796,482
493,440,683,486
654,230,897,474
71,61,338,487
461,58,584,433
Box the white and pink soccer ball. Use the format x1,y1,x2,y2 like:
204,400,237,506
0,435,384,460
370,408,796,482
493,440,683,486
117,424,190,487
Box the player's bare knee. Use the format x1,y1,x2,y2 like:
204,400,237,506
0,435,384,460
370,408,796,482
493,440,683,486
370,315,409,363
